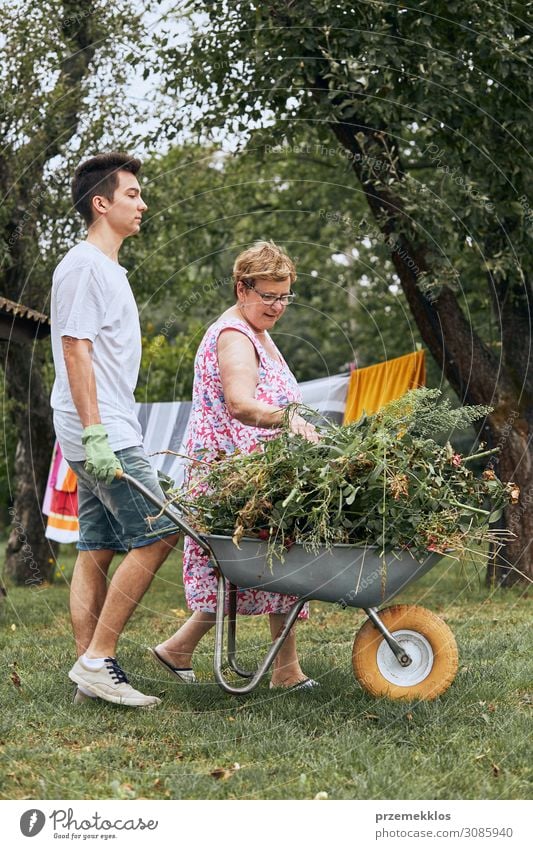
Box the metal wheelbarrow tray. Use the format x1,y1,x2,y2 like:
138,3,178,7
122,471,460,701
207,535,442,606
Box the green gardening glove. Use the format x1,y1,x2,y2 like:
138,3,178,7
82,424,122,485
157,470,175,495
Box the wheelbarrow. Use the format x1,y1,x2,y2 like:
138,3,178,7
120,471,459,701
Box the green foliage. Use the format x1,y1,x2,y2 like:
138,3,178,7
136,327,202,403
172,390,514,561
0,1,153,298
158,0,532,371
378,389,493,441
125,138,424,386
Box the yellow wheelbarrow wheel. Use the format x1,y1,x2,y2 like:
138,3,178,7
352,604,459,700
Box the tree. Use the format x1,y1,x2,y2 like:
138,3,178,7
158,0,533,584
128,139,422,398
0,1,150,585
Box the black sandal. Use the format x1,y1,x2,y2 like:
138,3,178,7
149,647,196,683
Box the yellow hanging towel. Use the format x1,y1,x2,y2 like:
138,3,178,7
343,350,426,424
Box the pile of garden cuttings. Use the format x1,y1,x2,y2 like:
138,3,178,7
171,389,518,565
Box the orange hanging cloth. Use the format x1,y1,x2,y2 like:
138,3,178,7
43,442,79,543
343,351,426,424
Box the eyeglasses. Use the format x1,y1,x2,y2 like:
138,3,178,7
241,280,296,306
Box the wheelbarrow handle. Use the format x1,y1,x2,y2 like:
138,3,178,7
115,469,212,555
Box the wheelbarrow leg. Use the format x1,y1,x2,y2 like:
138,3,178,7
363,607,412,667
227,583,255,679
213,571,307,694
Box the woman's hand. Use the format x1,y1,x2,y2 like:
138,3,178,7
288,412,320,443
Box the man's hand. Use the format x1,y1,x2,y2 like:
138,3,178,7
82,424,122,484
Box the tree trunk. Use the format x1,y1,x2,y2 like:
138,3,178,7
325,116,533,583
1,2,98,586
3,341,58,585
486,420,533,587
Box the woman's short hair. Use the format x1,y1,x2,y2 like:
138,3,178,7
232,240,296,297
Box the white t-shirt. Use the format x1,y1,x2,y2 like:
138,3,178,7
50,241,143,461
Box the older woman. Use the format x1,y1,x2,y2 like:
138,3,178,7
151,241,318,690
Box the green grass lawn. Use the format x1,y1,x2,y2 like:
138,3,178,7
0,545,531,800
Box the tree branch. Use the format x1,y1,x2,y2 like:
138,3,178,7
20,1,98,170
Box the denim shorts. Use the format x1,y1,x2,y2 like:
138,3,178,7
66,446,178,552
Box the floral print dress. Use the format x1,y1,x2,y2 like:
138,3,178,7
182,316,309,618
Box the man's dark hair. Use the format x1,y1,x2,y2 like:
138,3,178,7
71,152,142,225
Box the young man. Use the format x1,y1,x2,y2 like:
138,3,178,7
50,153,179,707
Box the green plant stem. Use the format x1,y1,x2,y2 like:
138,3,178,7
381,444,387,561
462,447,501,464
449,499,490,515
